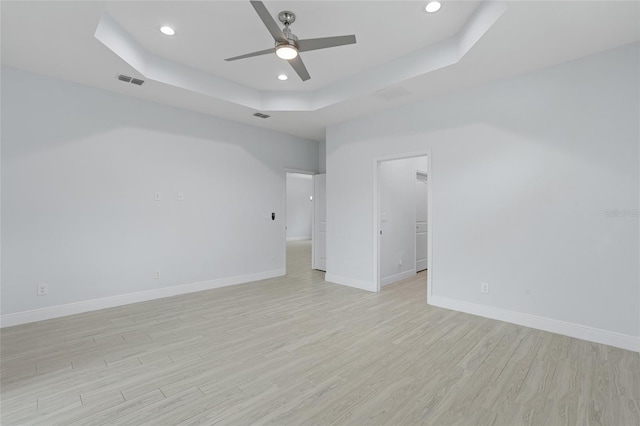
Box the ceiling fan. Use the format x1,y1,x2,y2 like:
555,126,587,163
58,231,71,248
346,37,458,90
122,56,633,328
224,0,357,81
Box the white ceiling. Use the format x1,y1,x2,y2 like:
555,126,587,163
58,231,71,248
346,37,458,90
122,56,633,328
2,1,639,142
107,1,481,91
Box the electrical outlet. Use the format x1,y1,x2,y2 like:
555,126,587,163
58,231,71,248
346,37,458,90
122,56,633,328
481,282,489,294
399,259,403,266
154,271,161,279
178,192,184,201
154,191,161,201
37,284,48,296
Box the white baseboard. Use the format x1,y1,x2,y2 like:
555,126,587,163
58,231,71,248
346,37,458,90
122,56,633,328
325,273,375,292
286,236,311,241
1,269,285,328
429,295,639,352
381,269,416,287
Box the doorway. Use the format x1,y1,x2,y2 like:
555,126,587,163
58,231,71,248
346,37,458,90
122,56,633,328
285,171,314,275
415,172,428,273
373,152,432,297
284,170,326,277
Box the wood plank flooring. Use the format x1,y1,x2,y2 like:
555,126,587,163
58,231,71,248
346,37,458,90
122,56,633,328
2,240,639,425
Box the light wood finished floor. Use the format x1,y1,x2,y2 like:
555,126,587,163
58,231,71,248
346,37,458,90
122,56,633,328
2,240,639,425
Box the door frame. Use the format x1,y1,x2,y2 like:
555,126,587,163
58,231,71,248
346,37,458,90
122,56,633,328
415,170,429,274
284,168,317,275
311,173,327,272
373,150,433,299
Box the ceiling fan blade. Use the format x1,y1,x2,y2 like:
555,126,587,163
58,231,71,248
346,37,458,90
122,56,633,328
250,1,286,42
225,47,275,61
297,35,357,52
289,56,311,81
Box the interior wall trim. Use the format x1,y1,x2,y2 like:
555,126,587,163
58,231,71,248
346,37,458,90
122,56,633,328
381,269,417,287
429,295,639,352
325,273,375,292
0,269,285,328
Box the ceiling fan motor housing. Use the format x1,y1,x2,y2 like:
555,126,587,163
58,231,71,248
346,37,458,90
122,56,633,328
277,39,298,50
283,26,298,40
278,24,299,50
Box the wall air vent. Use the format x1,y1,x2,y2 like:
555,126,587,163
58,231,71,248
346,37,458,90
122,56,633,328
117,74,144,86
253,112,271,119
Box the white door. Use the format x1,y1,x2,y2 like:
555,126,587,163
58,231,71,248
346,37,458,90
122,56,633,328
313,174,326,271
416,175,428,272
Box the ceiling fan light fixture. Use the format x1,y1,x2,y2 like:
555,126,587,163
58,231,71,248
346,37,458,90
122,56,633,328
425,1,442,13
276,45,298,60
160,25,175,36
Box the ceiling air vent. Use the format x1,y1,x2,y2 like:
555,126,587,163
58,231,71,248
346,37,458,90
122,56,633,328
117,74,144,86
373,86,412,102
253,112,270,119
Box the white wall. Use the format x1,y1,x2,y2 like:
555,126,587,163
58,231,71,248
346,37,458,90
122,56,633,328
1,66,318,319
286,173,313,241
326,44,639,346
318,140,326,173
379,157,428,285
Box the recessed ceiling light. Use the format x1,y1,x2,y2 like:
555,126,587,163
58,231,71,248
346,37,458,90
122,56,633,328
160,26,175,36
277,74,288,81
425,1,441,13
